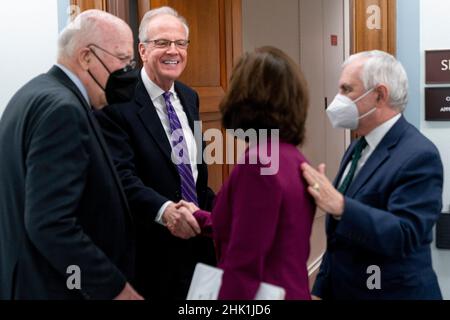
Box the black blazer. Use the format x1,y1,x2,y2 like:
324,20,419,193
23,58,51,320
96,76,216,300
0,66,134,300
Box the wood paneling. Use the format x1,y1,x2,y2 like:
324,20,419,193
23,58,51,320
352,0,396,55
201,113,226,193
106,0,130,22
137,0,151,22
160,1,222,87
70,0,130,22
71,0,107,11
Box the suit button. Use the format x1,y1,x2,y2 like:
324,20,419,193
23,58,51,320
175,191,181,200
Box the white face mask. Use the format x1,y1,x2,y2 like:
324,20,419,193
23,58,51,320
326,88,376,129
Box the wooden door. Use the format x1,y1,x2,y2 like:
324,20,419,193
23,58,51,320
68,0,135,35
71,0,107,11
352,0,396,55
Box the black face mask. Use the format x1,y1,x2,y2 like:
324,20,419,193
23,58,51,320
88,46,139,105
104,68,139,105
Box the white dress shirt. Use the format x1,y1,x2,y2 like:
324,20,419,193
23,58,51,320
338,114,402,189
141,68,199,225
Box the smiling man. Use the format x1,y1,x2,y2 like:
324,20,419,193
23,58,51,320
95,7,216,300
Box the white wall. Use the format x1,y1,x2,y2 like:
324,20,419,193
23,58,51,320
420,0,450,300
242,0,301,64
0,0,59,118
242,0,350,178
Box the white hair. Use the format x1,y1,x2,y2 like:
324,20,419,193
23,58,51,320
344,50,409,112
57,9,127,60
139,6,189,43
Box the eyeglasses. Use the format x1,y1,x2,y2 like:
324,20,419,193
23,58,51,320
88,44,137,73
144,39,190,49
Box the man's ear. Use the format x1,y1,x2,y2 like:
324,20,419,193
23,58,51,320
376,85,389,103
78,47,92,70
139,43,147,63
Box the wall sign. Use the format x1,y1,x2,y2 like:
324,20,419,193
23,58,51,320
426,50,450,84
425,88,450,121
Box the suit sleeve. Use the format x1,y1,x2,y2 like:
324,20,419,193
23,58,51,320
218,163,283,300
335,150,443,258
203,188,216,212
95,107,169,223
24,103,126,300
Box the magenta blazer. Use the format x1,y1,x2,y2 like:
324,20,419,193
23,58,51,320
194,141,315,300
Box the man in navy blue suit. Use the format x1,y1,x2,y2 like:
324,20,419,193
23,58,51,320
302,50,443,300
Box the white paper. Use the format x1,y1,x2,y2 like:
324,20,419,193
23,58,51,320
187,263,286,300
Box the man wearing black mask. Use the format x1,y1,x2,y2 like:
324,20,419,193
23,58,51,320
0,10,142,300
87,43,140,105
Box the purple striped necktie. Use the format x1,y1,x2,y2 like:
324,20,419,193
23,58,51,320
163,91,199,206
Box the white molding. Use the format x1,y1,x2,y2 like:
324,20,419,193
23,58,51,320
308,254,324,276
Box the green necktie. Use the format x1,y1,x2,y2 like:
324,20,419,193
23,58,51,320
338,137,368,195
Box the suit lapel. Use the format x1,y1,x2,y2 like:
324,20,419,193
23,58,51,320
47,66,132,219
327,116,409,236
345,147,389,197
175,82,204,188
48,66,91,113
327,144,354,235
333,142,357,188
346,116,408,197
135,81,174,165
135,79,201,181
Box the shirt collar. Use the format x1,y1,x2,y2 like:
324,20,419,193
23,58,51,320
56,64,90,105
365,114,402,150
141,68,176,102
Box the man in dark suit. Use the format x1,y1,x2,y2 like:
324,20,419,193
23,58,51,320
95,7,216,300
302,50,443,300
0,10,142,300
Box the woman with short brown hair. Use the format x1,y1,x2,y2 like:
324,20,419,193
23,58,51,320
178,46,316,300
221,46,309,146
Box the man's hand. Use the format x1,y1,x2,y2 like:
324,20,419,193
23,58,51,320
163,203,200,239
312,295,322,300
301,163,345,217
114,283,144,300
176,200,200,214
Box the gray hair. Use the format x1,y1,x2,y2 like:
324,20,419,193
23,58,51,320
344,50,409,112
57,9,127,60
139,6,189,43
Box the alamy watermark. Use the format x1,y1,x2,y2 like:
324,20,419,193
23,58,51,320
172,121,280,176
66,265,81,290
366,265,381,290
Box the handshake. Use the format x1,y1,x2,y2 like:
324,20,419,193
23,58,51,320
162,200,203,239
